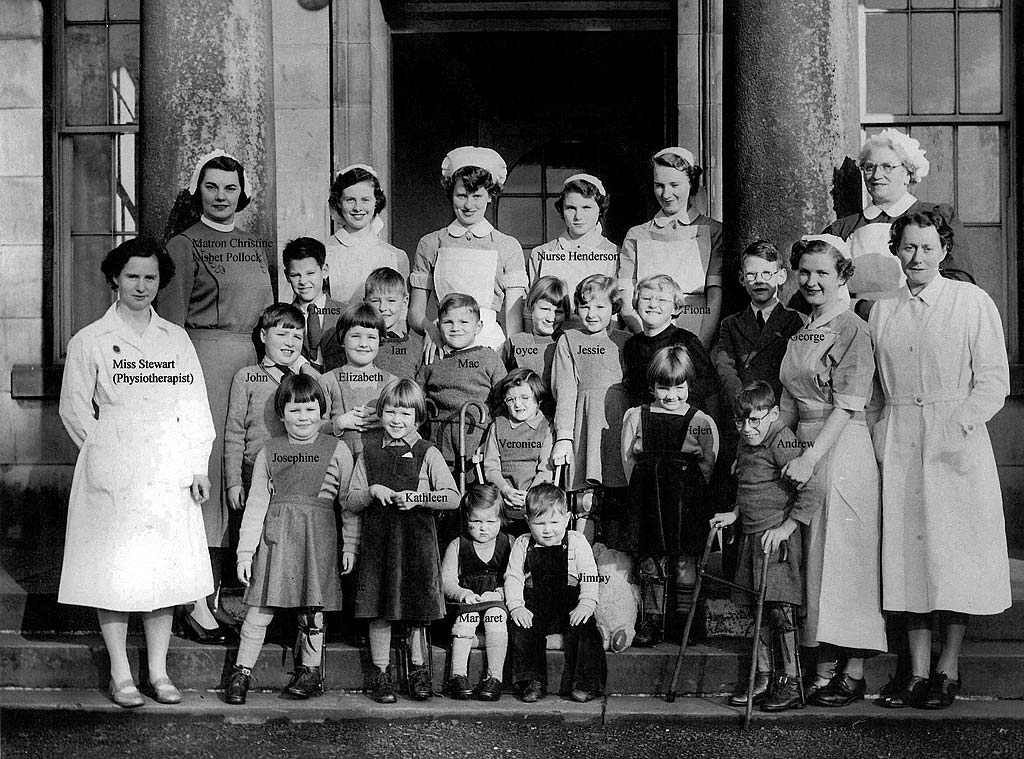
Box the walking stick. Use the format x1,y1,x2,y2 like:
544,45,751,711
665,528,719,702
744,551,773,729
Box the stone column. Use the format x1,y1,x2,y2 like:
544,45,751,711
724,0,860,307
139,0,277,253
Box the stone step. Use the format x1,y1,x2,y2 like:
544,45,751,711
3,633,1022,699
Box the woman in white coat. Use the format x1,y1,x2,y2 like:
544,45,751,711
59,238,216,708
871,210,1010,710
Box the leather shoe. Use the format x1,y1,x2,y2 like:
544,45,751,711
368,667,397,704
225,665,251,705
446,674,474,700
807,672,866,707
475,676,502,702
876,675,929,709
633,615,663,648
147,677,182,704
408,666,433,700
761,675,805,712
284,665,323,699
570,688,599,703
109,678,144,708
922,673,961,710
517,679,545,703
175,609,229,644
727,673,771,707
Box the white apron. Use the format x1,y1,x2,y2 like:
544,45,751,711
435,245,505,350
847,223,905,301
637,227,711,335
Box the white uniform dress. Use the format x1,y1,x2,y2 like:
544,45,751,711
58,303,215,611
324,216,410,307
870,276,1011,615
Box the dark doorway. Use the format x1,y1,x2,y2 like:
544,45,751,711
391,32,674,258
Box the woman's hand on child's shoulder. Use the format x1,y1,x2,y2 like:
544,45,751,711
510,607,534,629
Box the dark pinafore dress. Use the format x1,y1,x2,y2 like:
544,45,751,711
244,434,342,610
623,405,710,556
453,533,511,615
353,435,445,622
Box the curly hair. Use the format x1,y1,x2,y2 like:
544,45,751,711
442,165,502,199
101,237,176,290
789,238,855,282
858,129,929,184
652,151,703,197
889,209,954,254
329,166,387,219
554,176,609,220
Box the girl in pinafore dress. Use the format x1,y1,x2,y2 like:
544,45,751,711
409,146,528,351
225,375,358,705
441,485,512,701
550,274,631,540
618,147,723,347
160,150,276,637
324,164,409,307
348,379,461,703
482,369,555,535
528,174,619,307
620,345,718,647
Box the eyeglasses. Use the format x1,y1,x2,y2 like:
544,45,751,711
859,162,904,176
733,410,771,430
637,295,675,306
504,394,532,407
741,271,777,284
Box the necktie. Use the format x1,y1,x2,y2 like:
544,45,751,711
756,310,766,331
275,364,294,376
305,308,322,361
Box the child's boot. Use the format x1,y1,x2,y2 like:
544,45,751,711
761,675,805,712
225,665,251,705
368,666,397,703
285,666,324,699
727,671,772,707
633,613,663,647
475,675,503,702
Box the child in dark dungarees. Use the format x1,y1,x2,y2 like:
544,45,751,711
505,483,606,703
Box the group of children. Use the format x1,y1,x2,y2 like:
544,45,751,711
216,144,822,712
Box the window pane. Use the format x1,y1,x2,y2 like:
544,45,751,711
65,25,108,125
865,13,908,113
109,25,140,124
71,135,112,233
547,198,563,242
496,197,543,250
65,0,105,21
958,0,1000,8
504,162,541,194
957,126,1000,223
863,0,907,7
114,134,137,234
109,0,140,21
959,13,1001,114
71,235,117,335
911,0,952,6
546,165,585,192
911,14,955,114
963,226,1004,316
909,125,954,206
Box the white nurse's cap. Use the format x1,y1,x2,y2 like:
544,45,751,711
801,233,852,260
187,149,247,194
564,173,607,197
653,146,696,166
441,146,508,186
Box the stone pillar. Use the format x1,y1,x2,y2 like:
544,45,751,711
724,0,860,307
139,0,277,252
332,0,391,237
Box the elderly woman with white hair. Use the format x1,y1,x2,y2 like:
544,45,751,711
778,234,886,708
823,128,974,318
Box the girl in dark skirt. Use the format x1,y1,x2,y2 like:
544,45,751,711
620,345,719,647
226,375,357,705
441,485,512,701
709,381,823,712
347,379,461,703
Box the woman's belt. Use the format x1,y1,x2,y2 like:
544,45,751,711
885,391,967,407
796,405,865,422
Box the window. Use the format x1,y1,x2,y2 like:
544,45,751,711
860,0,1016,358
52,0,140,359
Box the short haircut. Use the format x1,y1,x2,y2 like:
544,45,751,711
462,483,504,523
376,378,428,424
258,302,305,333
889,209,954,255
525,482,568,520
328,166,387,218
732,380,777,420
488,368,547,417
740,239,781,267
365,267,408,298
283,236,327,271
438,292,481,320
789,238,855,282
101,237,175,290
646,345,695,389
525,275,571,316
574,273,620,312
651,151,703,197
554,176,609,220
633,274,684,313
274,373,327,418
442,165,502,199
336,302,386,342
193,154,250,213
